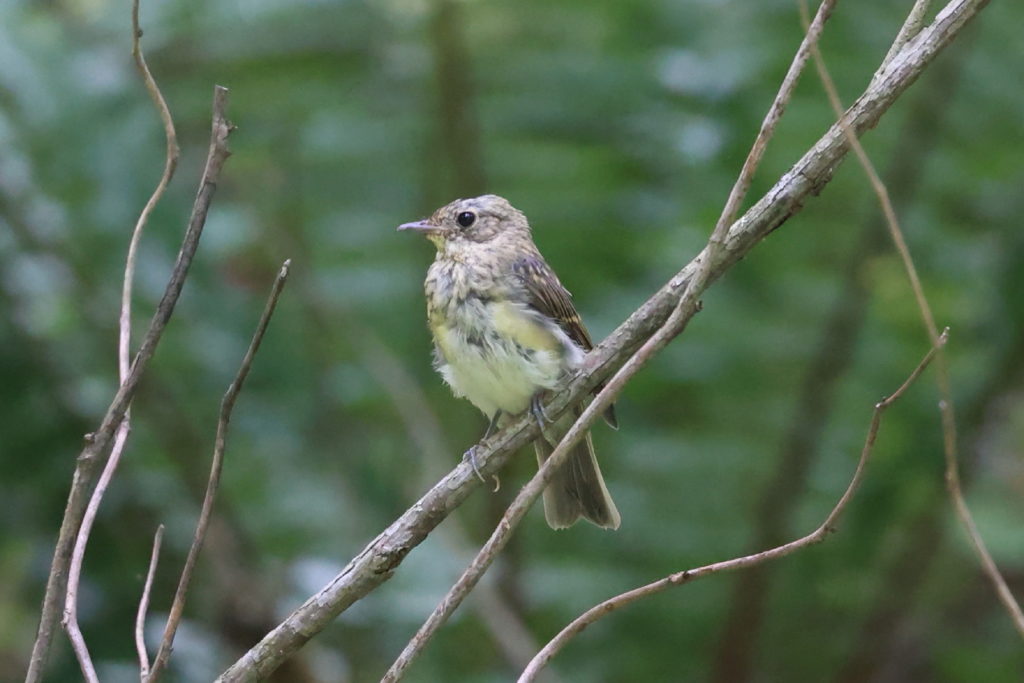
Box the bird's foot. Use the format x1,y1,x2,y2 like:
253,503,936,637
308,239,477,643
529,392,551,432
462,445,487,483
462,412,504,486
483,410,503,440
462,445,500,491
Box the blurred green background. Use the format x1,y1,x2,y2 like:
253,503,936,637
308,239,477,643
2,0,1022,681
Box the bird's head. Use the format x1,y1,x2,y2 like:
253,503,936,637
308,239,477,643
398,194,529,251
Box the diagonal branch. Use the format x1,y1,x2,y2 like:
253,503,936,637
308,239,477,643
26,85,233,683
146,260,292,682
710,48,962,677
715,0,838,233
381,2,839,678
880,0,934,71
215,1,988,679
519,333,947,681
274,181,547,673
382,288,703,683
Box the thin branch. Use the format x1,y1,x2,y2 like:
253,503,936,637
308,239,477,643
947,463,1024,637
382,286,704,683
216,2,987,679
714,0,838,236
137,525,165,680
519,333,947,682
124,0,180,381
26,85,233,683
880,0,934,71
711,42,964,678
403,0,545,664
837,295,1024,681
147,260,292,682
799,0,1024,638
350,323,555,673
57,1,181,678
61,418,129,683
381,5,838,677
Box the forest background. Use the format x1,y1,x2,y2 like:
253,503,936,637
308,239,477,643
1,0,1022,681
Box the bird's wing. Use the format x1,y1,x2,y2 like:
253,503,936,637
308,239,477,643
512,255,594,351
513,255,619,429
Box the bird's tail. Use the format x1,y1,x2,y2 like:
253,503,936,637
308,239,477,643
534,406,620,530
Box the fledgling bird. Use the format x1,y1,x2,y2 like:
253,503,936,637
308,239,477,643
398,194,620,530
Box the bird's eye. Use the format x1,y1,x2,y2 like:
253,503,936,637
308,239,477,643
456,211,476,228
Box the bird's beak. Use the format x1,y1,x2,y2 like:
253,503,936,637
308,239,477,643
397,219,440,234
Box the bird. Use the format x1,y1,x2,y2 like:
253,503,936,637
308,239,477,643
398,194,620,530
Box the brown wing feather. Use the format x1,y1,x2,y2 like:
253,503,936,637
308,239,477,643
512,256,593,350
513,255,618,429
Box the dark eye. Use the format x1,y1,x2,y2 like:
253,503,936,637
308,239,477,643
456,211,476,228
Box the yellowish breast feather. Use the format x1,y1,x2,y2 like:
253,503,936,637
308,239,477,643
490,301,561,352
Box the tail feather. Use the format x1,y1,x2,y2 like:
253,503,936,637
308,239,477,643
534,408,620,530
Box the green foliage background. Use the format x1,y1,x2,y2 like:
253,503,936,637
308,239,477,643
2,0,1022,681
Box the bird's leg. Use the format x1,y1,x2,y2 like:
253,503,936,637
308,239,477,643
530,392,552,432
462,410,503,483
462,447,486,483
482,410,502,440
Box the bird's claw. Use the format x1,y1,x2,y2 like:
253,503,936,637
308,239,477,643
530,393,551,431
462,445,487,483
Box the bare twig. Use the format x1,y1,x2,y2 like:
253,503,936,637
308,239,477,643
147,260,291,682
947,462,1024,638
519,334,947,681
350,324,554,673
216,3,987,679
837,284,1022,680
799,0,1024,638
61,419,130,683
56,2,182,678
382,293,703,683
880,0,934,71
715,0,838,236
408,0,547,663
711,47,963,679
26,85,233,683
125,0,180,379
137,525,165,680
381,5,838,679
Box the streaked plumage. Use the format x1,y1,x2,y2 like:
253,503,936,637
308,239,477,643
399,194,620,530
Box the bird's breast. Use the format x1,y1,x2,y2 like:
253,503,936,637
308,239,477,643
424,262,579,417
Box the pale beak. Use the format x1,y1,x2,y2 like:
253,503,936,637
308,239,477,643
397,219,440,234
